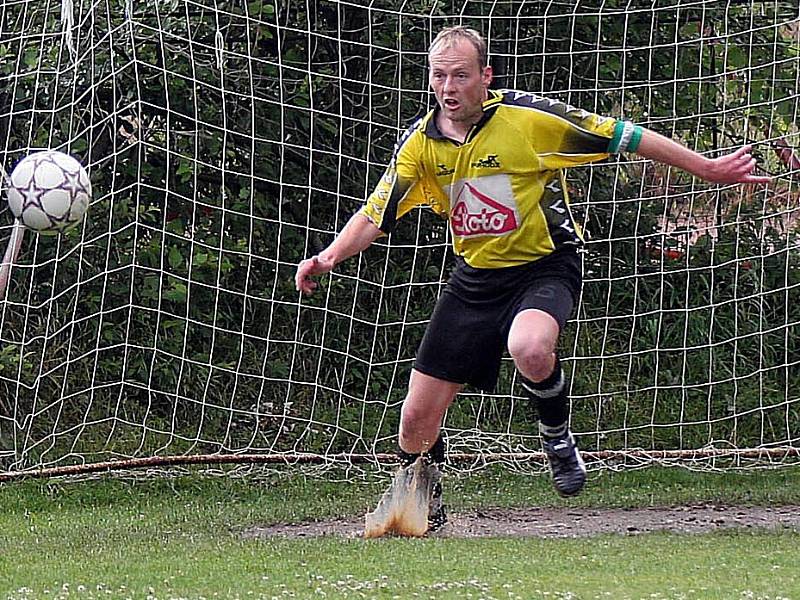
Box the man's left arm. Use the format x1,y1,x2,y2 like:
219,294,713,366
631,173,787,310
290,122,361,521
635,128,772,185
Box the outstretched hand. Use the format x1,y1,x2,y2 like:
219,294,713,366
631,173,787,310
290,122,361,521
295,254,335,296
703,146,772,185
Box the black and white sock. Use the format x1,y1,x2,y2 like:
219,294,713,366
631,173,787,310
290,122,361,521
519,359,569,440
397,433,446,467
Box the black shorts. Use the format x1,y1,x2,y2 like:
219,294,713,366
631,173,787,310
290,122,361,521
414,249,581,392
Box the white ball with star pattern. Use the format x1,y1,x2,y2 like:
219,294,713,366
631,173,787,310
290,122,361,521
6,150,91,233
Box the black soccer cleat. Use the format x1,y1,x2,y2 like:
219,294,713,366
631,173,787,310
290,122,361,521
542,431,587,497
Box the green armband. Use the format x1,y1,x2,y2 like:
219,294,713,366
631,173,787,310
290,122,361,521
608,120,642,154
627,125,643,153
608,120,626,154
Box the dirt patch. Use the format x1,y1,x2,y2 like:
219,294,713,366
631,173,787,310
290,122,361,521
243,505,800,540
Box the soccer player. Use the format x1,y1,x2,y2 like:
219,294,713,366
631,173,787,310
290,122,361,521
294,26,770,532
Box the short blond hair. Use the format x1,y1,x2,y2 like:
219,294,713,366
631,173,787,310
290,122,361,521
429,26,487,69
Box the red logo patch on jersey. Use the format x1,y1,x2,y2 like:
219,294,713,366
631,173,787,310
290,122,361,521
450,181,518,237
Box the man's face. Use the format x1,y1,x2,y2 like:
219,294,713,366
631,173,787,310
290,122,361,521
429,39,492,125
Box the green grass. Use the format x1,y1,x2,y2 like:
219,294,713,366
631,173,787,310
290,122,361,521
1,467,799,599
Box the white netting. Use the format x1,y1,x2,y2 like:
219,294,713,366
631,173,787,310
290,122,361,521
1,0,799,478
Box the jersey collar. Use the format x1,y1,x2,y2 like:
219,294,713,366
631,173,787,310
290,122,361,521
424,89,503,142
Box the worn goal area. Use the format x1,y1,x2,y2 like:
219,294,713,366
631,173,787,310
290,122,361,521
1,0,798,479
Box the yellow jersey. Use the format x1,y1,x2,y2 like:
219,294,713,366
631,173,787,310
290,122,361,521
360,89,642,269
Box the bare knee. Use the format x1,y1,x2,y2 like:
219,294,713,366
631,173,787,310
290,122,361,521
508,310,560,382
509,340,555,382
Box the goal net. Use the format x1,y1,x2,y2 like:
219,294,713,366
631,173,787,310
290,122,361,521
1,0,799,478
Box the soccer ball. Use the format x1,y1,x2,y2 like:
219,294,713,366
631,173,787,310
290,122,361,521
5,150,91,233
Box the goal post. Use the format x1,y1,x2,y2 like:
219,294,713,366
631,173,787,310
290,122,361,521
1,0,799,478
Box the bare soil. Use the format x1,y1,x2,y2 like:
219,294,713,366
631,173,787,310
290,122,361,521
244,504,800,540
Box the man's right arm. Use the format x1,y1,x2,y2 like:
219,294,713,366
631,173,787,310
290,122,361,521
296,118,426,296
294,213,383,296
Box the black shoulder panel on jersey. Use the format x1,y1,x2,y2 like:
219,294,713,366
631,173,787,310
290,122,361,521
499,90,594,126
378,115,427,234
377,175,415,234
499,89,611,155
391,115,426,159
376,117,425,234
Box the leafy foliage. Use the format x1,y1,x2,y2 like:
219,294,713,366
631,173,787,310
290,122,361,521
0,0,798,470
